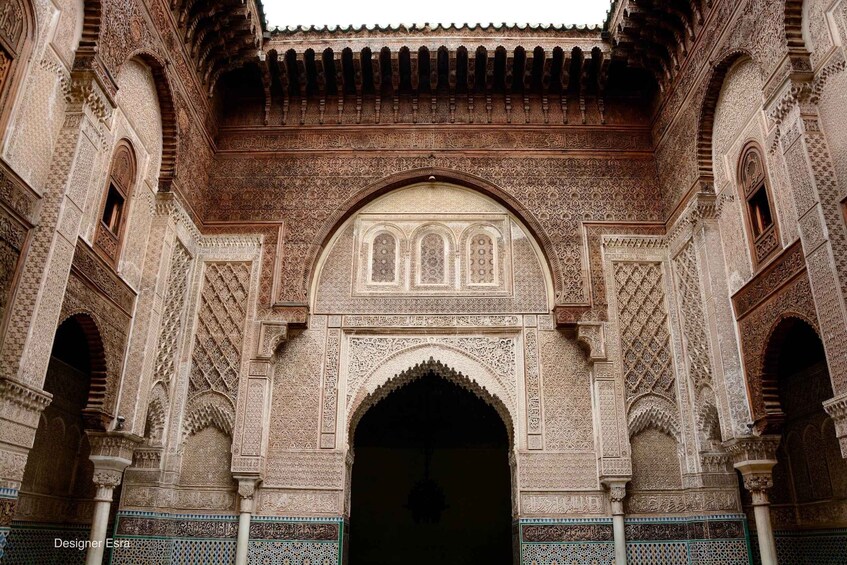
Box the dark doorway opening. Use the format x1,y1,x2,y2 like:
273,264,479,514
742,319,847,563
350,372,513,565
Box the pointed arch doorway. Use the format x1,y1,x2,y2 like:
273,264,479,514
349,367,514,564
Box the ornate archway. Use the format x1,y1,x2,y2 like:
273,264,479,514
348,361,514,565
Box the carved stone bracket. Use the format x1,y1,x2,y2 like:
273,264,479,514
576,321,607,362
255,321,288,359
767,79,815,130
823,394,847,458
271,304,310,328
724,435,780,505
553,305,590,329
37,65,114,126
125,446,164,484
86,431,142,501
667,191,718,251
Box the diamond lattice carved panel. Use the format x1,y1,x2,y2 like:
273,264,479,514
613,262,675,400
189,262,251,400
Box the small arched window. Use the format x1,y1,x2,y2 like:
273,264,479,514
0,0,35,134
95,140,137,264
419,232,447,285
738,143,779,265
468,233,496,285
370,231,397,283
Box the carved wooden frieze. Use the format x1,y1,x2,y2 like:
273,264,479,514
70,239,136,317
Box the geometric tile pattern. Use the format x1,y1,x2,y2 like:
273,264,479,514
1,522,90,565
0,489,16,560
688,539,751,564
520,516,752,565
627,541,688,564
522,541,615,564
249,540,339,565
109,537,173,565
110,512,343,565
172,539,236,564
750,528,847,565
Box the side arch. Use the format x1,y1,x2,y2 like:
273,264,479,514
695,50,759,181
287,167,563,308
121,50,178,190
757,314,822,430
182,390,235,439
55,312,110,430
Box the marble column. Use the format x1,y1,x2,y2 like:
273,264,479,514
235,477,260,565
603,480,628,565
85,468,123,565
742,470,778,565
85,431,142,565
724,435,780,565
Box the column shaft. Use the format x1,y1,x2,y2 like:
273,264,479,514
753,500,778,565
612,510,626,565
85,488,113,565
236,510,252,565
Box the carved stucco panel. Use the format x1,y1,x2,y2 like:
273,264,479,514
695,220,752,439
538,330,593,452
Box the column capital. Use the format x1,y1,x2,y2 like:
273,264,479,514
92,468,123,490
601,479,629,501
235,476,261,513
823,394,847,457
601,479,628,515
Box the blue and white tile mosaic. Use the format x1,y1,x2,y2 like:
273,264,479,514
519,515,752,565
0,488,16,560
750,528,847,565
1,522,90,565
110,512,344,565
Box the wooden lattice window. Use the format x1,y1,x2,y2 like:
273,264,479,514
95,140,136,265
738,143,779,265
370,231,398,283
419,232,447,285
468,233,496,285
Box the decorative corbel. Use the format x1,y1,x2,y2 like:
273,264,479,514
824,394,847,458
576,321,607,362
